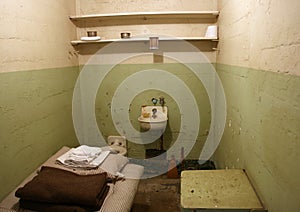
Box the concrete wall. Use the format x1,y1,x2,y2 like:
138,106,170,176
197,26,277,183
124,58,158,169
214,0,300,211
0,0,78,72
0,0,79,201
217,0,300,76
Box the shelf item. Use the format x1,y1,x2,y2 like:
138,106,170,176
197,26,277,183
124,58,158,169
80,36,101,41
71,37,218,46
70,11,219,21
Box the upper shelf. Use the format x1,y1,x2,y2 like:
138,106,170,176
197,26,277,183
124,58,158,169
69,11,219,21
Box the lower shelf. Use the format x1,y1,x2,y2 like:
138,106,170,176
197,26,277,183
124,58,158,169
71,36,218,46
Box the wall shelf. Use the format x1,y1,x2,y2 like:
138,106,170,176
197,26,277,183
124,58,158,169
70,11,219,51
71,37,218,46
69,11,219,21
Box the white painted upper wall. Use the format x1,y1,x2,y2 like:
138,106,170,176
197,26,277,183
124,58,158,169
217,0,300,76
0,0,78,73
76,0,217,14
2,0,298,74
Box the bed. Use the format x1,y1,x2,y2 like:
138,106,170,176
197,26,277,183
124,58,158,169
0,146,144,212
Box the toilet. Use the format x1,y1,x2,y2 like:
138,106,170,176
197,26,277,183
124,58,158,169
107,136,127,156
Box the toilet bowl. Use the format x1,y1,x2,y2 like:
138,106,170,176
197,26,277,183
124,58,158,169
107,136,127,156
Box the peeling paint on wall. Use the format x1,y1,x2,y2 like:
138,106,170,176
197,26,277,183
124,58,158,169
0,0,78,73
0,67,80,201
214,64,300,212
215,0,300,211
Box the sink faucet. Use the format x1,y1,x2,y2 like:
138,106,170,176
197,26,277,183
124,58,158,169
152,97,158,105
152,108,157,118
159,97,165,111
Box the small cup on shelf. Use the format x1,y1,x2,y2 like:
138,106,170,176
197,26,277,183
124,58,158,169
120,32,131,38
87,31,97,37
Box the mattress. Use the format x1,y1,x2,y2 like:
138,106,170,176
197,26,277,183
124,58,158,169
0,146,144,212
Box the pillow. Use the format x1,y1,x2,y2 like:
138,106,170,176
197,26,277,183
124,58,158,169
100,146,119,154
99,154,129,175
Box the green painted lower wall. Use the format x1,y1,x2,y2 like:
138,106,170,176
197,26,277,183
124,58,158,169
213,64,300,212
0,67,80,201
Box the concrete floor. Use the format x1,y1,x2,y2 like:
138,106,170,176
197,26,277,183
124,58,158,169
132,174,180,212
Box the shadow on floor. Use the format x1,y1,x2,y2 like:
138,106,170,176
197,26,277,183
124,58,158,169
131,174,180,212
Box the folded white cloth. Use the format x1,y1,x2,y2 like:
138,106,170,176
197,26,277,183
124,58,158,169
71,145,102,157
56,145,110,168
66,145,101,165
64,155,95,166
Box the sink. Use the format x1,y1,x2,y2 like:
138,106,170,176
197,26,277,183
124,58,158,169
138,106,168,131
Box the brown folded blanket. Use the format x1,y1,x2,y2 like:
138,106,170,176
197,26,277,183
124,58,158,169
19,185,109,212
15,166,109,210
19,199,92,212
